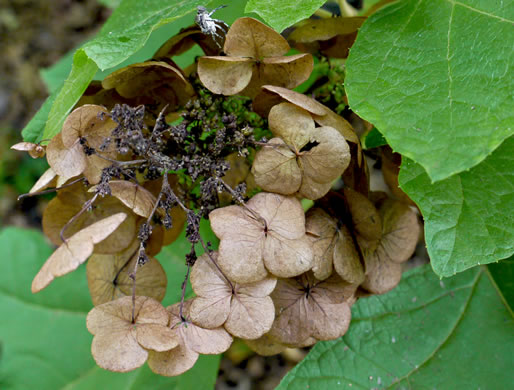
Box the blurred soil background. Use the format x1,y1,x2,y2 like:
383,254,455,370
0,0,110,227
0,1,426,389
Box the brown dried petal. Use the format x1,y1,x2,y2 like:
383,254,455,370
269,279,310,345
61,105,116,149
245,334,286,356
254,85,328,117
268,103,314,148
312,111,359,146
190,296,231,329
225,295,275,339
240,54,313,98
197,57,254,95
379,199,420,263
253,86,358,145
299,126,350,184
333,226,365,284
91,331,147,373
218,235,267,284
237,275,277,298
42,187,136,253
11,142,45,158
247,192,306,240
362,248,403,294
306,208,337,280
211,193,308,283
344,188,382,252
102,61,191,100
154,25,221,58
309,300,351,340
223,17,290,58
169,302,233,355
190,253,276,337
86,241,167,305
252,138,300,195
209,205,260,238
29,167,57,194
148,342,199,377
32,213,127,293
298,176,333,201
269,273,352,344
108,180,157,218
46,132,86,180
263,235,313,278
381,147,415,205
288,17,365,42
189,252,232,327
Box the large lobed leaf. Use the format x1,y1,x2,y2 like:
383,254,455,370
0,227,219,389
278,263,514,389
399,136,514,277
345,0,514,182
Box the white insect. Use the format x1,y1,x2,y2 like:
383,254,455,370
195,5,229,46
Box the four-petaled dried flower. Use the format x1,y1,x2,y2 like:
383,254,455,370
87,296,178,372
198,17,313,98
252,103,351,199
189,252,277,339
209,192,313,283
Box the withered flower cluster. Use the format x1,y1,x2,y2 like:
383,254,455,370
14,15,420,376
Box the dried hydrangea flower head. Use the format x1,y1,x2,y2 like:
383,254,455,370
252,102,351,199
198,17,313,97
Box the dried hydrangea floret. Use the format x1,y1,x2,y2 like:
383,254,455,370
189,252,277,339
198,17,313,97
252,103,351,199
86,296,178,372
209,192,313,283
305,207,364,284
148,301,233,377
268,272,355,346
86,240,167,305
362,197,420,294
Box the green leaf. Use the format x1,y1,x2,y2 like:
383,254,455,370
42,49,98,141
83,0,217,71
487,256,514,313
278,264,514,389
361,127,387,149
97,0,122,8
399,136,514,278
21,89,60,143
0,226,220,389
345,0,514,182
245,0,326,32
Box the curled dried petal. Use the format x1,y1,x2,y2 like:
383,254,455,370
32,213,127,293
